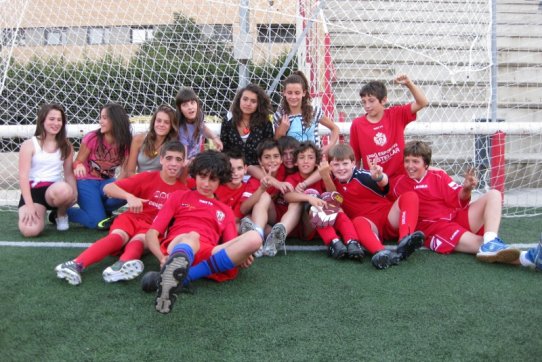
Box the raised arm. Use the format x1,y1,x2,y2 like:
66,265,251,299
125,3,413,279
395,74,429,114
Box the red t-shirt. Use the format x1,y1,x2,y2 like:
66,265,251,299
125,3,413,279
151,189,237,248
114,171,187,223
285,172,326,194
216,178,260,219
349,104,416,179
391,169,470,223
332,168,391,219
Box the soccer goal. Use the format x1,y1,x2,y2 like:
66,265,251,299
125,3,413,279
1,0,541,216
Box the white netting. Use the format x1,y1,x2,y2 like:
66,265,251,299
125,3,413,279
1,0,541,216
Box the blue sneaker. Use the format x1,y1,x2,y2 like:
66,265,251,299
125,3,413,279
523,241,542,271
476,237,520,264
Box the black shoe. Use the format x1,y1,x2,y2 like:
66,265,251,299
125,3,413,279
328,239,347,259
396,231,425,260
48,210,57,225
346,240,365,261
142,270,195,294
155,253,191,314
371,250,401,270
96,215,116,230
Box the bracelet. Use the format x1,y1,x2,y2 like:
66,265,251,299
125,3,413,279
373,174,384,182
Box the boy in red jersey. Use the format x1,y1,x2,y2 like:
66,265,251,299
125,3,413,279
146,150,263,314
349,74,428,181
391,140,520,263
55,141,187,285
324,143,425,270
283,141,363,261
215,150,259,230
241,139,303,257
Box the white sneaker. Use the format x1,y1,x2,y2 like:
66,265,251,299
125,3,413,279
56,215,69,231
102,260,144,283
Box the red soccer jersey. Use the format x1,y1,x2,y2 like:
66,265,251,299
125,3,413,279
285,172,326,194
151,189,238,249
216,177,260,219
265,164,287,198
349,104,416,179
332,168,391,220
391,169,470,223
114,171,187,223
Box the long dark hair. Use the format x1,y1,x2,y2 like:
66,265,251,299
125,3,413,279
142,105,178,158
280,70,313,127
95,103,132,164
34,103,71,160
175,87,204,142
230,83,272,131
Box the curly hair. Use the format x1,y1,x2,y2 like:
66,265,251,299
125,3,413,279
34,103,72,160
294,141,322,164
142,104,178,158
279,70,313,128
229,83,272,131
189,150,232,184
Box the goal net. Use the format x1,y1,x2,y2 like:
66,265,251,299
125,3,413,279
1,0,541,217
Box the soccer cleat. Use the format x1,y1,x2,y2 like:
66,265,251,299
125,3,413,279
48,210,57,225
55,215,70,231
476,237,520,264
55,260,83,285
155,252,191,314
396,231,425,260
96,215,116,231
328,239,347,259
371,250,400,270
253,245,265,258
263,223,287,257
102,259,144,283
240,216,256,234
346,239,365,261
522,240,542,271
141,271,161,293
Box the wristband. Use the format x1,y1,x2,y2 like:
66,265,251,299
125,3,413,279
373,174,384,182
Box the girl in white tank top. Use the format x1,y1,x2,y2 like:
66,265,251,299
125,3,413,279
18,104,77,237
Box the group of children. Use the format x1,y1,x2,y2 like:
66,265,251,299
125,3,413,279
17,71,541,315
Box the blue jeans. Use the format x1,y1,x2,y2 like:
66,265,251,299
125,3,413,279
67,178,126,229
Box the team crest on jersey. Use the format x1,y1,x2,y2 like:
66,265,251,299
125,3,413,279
373,132,387,146
216,210,225,222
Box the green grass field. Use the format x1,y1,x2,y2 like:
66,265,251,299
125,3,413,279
1,211,541,361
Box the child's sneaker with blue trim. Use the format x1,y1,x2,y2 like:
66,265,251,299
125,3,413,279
520,240,542,271
476,237,520,264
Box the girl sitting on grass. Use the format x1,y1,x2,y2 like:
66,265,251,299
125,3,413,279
18,103,77,236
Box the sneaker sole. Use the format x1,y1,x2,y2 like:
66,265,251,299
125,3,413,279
476,248,521,264
240,217,256,234
103,260,144,283
55,265,81,286
396,231,425,260
155,254,190,314
264,224,286,257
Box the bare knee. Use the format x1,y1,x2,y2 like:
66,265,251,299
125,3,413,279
19,223,44,237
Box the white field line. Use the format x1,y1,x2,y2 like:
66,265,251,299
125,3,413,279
0,241,537,250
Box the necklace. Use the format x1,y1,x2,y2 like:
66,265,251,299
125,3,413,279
240,120,250,135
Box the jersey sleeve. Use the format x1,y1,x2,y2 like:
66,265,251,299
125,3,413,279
352,169,389,196
114,171,150,196
150,190,182,235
